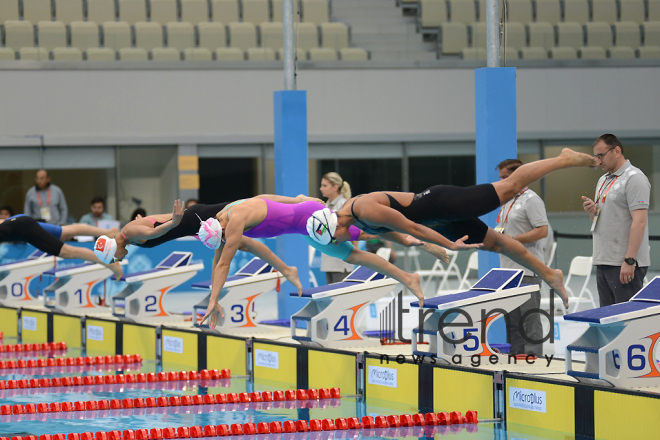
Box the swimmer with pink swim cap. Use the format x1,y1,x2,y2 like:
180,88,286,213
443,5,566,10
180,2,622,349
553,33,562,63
196,195,450,329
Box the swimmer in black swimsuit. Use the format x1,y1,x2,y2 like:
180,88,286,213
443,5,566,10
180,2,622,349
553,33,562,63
0,216,123,279
319,148,599,308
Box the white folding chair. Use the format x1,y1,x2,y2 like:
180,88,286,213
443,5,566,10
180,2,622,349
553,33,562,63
308,245,319,288
375,247,392,261
542,255,595,314
433,251,479,297
540,240,557,300
416,249,462,294
456,251,479,291
546,241,557,267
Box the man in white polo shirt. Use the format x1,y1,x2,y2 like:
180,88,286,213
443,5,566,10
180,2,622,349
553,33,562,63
582,134,650,306
497,159,549,357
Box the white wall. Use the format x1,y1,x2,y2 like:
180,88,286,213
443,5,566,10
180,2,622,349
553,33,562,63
0,66,658,146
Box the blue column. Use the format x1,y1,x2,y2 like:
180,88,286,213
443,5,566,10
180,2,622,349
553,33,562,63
475,67,517,344
274,90,310,319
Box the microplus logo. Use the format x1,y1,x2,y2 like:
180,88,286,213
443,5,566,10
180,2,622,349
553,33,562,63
163,336,183,354
22,316,37,332
254,349,279,369
368,366,397,388
87,325,104,342
509,387,546,413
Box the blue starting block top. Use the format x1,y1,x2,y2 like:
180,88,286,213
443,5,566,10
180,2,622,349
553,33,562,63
411,269,526,309
291,266,388,298
631,277,660,302
191,258,273,290
0,249,50,268
112,251,195,280
43,262,92,276
565,276,660,324
158,252,191,269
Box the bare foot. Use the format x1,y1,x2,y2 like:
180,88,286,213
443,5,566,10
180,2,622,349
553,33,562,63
109,262,123,281
546,268,569,309
408,273,425,307
560,148,598,169
282,266,303,296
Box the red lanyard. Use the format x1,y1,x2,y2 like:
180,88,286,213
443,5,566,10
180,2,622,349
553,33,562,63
36,188,51,207
497,187,528,224
596,175,618,205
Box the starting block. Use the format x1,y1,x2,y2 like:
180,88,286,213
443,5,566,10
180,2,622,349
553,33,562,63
42,260,127,314
290,266,400,348
0,250,61,306
411,269,538,365
192,257,285,333
564,276,660,388
111,252,203,322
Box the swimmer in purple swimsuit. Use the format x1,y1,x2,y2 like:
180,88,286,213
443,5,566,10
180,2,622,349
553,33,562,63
199,195,449,328
94,199,306,296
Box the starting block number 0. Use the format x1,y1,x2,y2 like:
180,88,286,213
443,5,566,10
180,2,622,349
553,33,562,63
11,283,23,297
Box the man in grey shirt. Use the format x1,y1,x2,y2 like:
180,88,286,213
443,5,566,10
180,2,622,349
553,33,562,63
496,159,549,357
24,169,69,225
582,134,650,306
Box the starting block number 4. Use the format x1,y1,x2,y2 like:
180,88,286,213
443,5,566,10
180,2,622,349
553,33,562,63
333,303,366,341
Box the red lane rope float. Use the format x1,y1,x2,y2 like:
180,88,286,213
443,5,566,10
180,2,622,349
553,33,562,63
0,342,67,353
0,354,143,371
0,368,230,391
0,384,334,415
12,410,480,440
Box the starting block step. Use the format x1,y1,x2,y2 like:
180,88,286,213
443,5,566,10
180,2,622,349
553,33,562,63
42,261,127,314
566,344,599,354
0,250,61,306
111,252,203,323
411,268,538,366
563,276,660,388
192,258,285,334
290,266,400,348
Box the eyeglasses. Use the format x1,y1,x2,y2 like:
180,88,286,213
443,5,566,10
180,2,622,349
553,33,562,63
594,147,615,160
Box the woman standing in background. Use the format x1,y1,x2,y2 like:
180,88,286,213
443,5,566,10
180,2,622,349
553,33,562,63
319,172,355,284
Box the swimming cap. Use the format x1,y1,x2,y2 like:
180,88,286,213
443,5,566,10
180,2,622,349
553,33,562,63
94,235,117,264
198,218,223,250
306,208,337,245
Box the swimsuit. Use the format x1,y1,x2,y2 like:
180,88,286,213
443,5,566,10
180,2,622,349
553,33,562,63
351,184,501,244
243,199,361,261
0,216,64,256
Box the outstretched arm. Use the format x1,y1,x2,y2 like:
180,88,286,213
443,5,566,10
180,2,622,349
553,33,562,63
355,202,480,251
379,231,450,263
200,216,246,328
